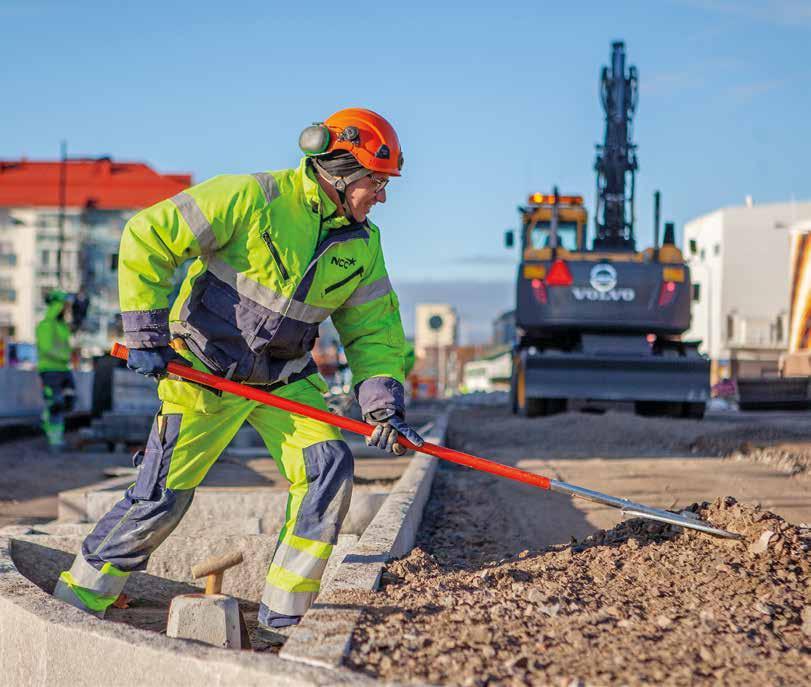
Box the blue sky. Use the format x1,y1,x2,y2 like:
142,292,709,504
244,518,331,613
2,0,810,340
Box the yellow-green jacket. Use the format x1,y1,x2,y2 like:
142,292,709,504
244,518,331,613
119,158,406,416
36,297,71,372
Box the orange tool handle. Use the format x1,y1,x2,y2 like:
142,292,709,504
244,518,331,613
111,343,551,491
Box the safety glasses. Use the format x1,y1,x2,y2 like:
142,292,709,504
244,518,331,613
368,175,389,193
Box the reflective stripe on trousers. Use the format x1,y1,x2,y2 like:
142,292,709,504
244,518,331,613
55,374,353,617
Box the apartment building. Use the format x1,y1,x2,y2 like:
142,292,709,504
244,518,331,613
0,157,191,355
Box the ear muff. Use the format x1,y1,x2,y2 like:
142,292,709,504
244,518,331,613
299,123,331,155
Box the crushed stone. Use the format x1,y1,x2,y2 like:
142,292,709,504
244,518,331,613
348,464,811,686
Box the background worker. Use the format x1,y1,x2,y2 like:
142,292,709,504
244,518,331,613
35,290,76,451
54,108,423,638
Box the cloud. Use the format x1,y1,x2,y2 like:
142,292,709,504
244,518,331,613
677,0,811,28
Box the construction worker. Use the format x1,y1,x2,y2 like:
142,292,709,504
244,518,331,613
54,108,423,639
36,290,76,450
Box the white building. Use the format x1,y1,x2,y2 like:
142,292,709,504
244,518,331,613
682,198,811,381
0,158,191,356
462,349,511,392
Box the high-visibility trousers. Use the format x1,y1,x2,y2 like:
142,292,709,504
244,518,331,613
40,371,75,447
55,369,353,617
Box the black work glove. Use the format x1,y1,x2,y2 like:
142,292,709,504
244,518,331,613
127,346,184,379
365,410,424,456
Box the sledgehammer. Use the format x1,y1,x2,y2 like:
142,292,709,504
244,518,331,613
111,343,740,540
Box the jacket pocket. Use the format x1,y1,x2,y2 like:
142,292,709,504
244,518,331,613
269,318,319,359
261,231,290,281
324,266,364,295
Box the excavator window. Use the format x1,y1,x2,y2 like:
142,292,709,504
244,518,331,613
529,222,579,251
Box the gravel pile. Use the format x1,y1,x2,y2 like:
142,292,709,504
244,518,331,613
348,471,811,685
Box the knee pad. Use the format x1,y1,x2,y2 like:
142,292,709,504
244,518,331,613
294,440,354,544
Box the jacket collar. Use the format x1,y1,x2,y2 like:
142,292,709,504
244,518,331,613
299,158,351,231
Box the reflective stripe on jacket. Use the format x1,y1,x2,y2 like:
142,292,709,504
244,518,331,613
118,158,405,393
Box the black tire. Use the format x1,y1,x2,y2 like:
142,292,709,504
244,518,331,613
682,402,706,419
636,400,705,419
521,397,546,418
545,398,568,415
635,401,681,417
520,396,567,418
634,401,655,416
512,354,567,418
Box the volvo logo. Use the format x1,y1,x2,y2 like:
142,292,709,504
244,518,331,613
590,264,617,293
573,263,635,302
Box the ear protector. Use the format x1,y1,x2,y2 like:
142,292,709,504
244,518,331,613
299,122,364,156
299,123,331,155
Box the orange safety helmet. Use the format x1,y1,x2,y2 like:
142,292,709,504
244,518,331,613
299,108,403,176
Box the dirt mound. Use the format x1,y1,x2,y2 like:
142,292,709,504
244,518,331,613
348,497,811,686
726,442,811,478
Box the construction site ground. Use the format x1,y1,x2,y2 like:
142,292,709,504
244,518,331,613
1,426,423,656
348,404,811,686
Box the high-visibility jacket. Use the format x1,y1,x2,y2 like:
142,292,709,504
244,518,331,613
36,298,72,372
119,158,406,416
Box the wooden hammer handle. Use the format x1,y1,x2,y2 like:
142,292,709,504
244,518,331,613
192,551,244,579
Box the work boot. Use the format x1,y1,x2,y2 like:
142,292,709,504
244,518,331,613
53,578,105,618
256,604,301,646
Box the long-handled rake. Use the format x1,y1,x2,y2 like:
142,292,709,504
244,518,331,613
111,343,741,540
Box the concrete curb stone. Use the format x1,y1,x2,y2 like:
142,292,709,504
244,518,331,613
0,534,387,686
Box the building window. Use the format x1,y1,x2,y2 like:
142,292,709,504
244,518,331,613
727,315,735,341
700,248,706,260
110,253,119,271
713,243,721,256
689,239,698,255
41,249,50,266
692,283,701,302
0,289,16,303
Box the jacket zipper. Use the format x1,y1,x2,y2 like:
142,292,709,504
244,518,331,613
261,231,290,281
324,266,364,294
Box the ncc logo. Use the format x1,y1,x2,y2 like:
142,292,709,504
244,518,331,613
331,256,357,269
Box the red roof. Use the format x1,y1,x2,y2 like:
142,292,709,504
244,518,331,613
0,158,192,210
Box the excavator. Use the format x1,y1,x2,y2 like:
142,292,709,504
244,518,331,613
505,41,710,418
